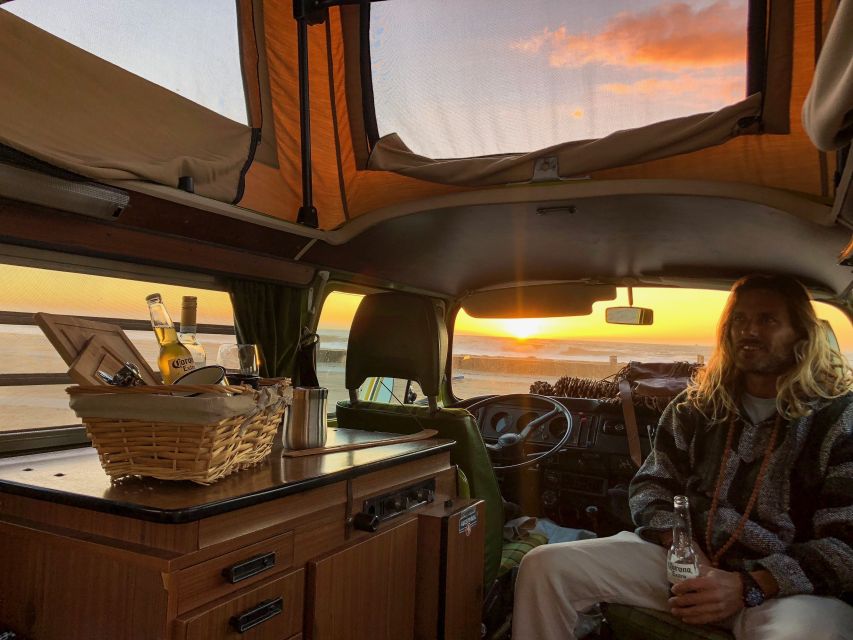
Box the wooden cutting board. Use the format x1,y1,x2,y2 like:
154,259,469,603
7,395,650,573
67,334,161,386
282,428,439,457
35,312,159,384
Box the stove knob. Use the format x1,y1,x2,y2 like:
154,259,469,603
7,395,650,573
352,512,379,532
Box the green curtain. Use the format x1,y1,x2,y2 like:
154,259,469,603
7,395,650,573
226,279,308,379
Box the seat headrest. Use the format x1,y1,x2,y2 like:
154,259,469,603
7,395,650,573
345,293,447,399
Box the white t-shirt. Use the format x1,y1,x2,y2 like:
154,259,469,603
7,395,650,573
741,392,778,424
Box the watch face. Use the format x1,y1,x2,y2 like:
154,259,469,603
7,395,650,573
744,585,765,607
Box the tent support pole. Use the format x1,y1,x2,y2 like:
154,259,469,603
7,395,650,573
293,0,386,228
295,13,318,228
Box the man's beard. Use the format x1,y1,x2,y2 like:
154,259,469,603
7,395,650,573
732,340,796,375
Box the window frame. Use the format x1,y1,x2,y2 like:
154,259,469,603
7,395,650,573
0,245,236,457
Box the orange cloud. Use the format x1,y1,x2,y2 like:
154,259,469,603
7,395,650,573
512,1,747,72
598,74,744,110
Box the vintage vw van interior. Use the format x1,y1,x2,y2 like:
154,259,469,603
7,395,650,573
0,1,851,639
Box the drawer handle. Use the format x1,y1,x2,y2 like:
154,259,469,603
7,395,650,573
221,551,277,584
229,597,283,633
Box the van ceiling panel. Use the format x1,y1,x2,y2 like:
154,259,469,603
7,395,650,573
303,194,852,298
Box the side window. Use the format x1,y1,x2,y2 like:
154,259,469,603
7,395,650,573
0,262,234,444
316,291,364,408
368,378,426,405
315,290,426,407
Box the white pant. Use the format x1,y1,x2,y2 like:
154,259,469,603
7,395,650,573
512,531,853,640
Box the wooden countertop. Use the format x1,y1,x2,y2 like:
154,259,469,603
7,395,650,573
0,429,454,524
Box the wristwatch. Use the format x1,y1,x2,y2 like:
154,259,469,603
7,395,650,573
739,571,766,607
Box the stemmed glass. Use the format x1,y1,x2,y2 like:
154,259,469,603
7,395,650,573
217,343,260,388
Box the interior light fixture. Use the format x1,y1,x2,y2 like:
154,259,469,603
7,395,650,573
0,162,129,220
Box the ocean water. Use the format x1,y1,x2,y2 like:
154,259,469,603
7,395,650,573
3,327,850,433
317,328,715,363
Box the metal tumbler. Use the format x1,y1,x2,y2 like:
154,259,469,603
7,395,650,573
285,387,329,450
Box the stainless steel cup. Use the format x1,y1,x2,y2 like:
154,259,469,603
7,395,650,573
285,387,328,450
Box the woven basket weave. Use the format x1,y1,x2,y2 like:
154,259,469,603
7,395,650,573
67,382,289,484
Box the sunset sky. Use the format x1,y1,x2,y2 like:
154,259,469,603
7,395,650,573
0,262,851,351
371,0,748,157
0,265,235,325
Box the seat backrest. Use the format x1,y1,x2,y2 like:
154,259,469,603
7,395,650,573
337,291,504,585
344,292,447,409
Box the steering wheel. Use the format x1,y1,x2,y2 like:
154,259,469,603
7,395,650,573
465,393,574,471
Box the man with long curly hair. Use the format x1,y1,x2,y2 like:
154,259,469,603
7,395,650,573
513,275,853,639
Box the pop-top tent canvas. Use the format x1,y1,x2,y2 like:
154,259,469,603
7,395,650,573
0,0,851,234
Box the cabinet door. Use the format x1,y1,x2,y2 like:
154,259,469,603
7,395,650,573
306,518,418,640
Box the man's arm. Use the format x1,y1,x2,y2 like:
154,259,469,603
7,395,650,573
750,404,853,597
628,395,696,542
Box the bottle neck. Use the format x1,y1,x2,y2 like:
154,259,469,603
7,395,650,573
179,325,198,336
672,526,691,546
672,502,693,544
180,306,197,331
148,302,174,329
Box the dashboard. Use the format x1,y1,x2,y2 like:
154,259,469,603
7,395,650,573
472,397,652,463
464,396,659,535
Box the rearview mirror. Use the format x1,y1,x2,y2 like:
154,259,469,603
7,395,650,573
606,306,654,325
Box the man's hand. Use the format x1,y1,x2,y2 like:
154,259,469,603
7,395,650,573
669,569,743,625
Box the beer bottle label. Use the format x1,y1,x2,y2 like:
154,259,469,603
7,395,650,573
170,356,195,374
667,560,699,583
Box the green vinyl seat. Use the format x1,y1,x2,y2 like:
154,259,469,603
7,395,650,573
602,603,734,640
334,291,504,587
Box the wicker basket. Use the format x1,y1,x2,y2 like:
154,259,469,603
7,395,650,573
67,382,290,484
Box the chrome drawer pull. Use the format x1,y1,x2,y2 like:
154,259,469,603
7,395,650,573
221,551,277,584
229,597,283,633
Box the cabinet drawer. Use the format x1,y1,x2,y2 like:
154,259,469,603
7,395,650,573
176,568,304,640
176,532,294,614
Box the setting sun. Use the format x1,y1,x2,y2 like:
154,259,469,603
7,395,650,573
499,318,544,340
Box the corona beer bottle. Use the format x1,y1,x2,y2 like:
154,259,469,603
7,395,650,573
146,293,195,383
667,495,700,585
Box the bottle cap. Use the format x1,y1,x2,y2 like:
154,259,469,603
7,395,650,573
181,296,198,309
145,293,162,303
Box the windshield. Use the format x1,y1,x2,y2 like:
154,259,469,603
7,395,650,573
451,287,853,399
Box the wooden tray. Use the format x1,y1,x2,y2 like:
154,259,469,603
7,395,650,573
282,428,438,457
35,312,159,383
68,334,160,386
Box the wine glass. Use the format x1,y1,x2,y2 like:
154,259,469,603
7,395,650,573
217,343,260,388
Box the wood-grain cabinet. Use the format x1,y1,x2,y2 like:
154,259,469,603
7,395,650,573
0,446,485,640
